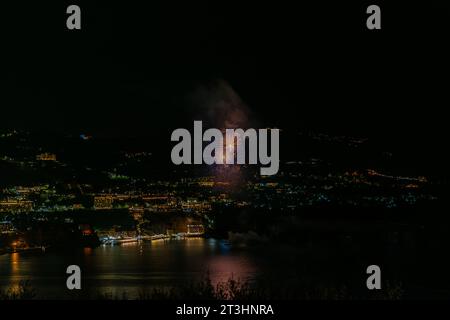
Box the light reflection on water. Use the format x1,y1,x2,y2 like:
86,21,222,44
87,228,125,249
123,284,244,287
0,238,260,299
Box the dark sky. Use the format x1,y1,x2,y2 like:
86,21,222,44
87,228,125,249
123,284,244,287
3,1,450,153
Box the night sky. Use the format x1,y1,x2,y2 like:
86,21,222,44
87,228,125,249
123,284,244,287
3,1,450,173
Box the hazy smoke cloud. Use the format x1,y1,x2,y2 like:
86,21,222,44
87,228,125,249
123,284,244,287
189,79,256,129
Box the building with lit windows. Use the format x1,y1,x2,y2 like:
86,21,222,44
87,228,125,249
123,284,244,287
36,153,57,161
0,200,33,213
94,195,113,210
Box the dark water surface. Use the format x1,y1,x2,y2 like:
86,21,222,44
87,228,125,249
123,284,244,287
0,238,265,299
